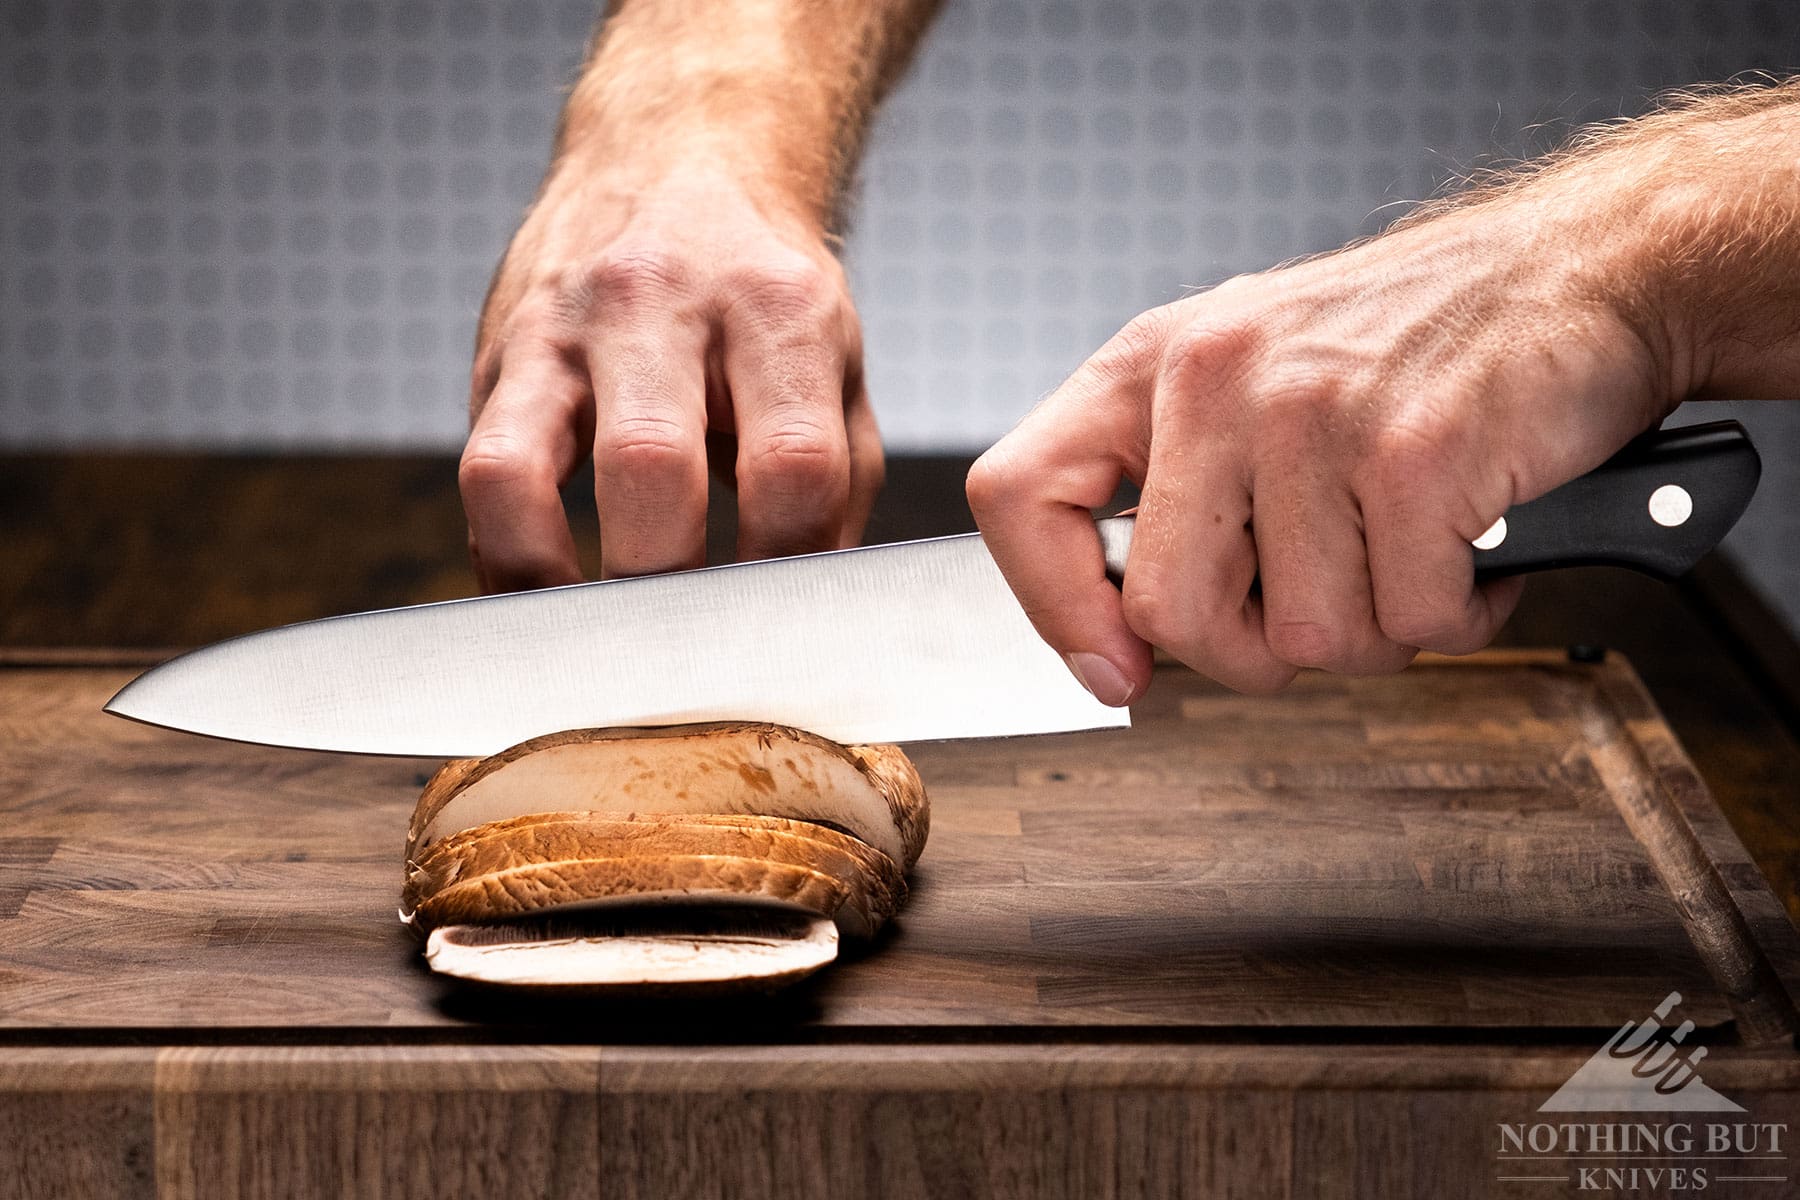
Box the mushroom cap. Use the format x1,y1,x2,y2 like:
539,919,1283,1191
408,722,929,869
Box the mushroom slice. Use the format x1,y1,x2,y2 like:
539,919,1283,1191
404,812,907,938
423,904,839,993
408,723,929,868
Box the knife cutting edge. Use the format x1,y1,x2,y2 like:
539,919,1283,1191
105,420,1758,756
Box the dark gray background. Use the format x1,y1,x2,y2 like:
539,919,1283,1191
2,0,1796,625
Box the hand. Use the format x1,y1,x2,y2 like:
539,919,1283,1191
967,193,1680,704
460,161,882,590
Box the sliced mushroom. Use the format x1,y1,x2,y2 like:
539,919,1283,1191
402,723,928,991
404,811,906,938
423,905,840,993
408,722,929,869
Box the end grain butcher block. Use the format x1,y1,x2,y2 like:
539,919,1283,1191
1,646,1796,1039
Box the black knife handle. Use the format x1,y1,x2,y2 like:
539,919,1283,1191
1468,420,1759,580
1095,420,1759,582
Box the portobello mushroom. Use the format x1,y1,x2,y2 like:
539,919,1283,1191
408,722,928,867
402,723,929,992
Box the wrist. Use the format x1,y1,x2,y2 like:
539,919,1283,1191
554,41,844,232
1481,148,1719,419
1579,101,1800,401
543,140,835,254
1440,173,1688,423
1414,90,1800,410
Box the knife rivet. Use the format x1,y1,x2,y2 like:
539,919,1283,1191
1648,484,1692,528
1472,517,1507,551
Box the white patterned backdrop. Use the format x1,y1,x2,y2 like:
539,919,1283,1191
2,0,1797,622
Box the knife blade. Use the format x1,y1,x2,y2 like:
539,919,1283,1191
106,525,1132,756
104,420,1758,756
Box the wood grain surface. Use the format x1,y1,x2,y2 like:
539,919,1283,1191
6,453,1799,929
2,649,1794,1038
4,1044,1800,1200
8,456,1800,1197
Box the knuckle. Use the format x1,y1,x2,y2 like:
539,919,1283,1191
1264,617,1354,670
503,299,581,358
965,448,1021,519
742,423,849,495
1159,312,1262,396
1362,413,1456,497
728,258,838,327
596,415,694,482
1254,371,1336,434
459,432,541,496
1376,605,1463,652
1119,582,1187,656
482,307,573,376
1241,379,1338,473
578,248,690,309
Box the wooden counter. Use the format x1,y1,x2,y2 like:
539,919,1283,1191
4,455,1800,1198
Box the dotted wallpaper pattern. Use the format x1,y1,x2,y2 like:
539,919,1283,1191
2,0,1799,622
2,0,595,445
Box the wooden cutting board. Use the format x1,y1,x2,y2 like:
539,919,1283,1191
3,647,1796,1042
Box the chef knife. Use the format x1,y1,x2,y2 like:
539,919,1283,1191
105,420,1758,756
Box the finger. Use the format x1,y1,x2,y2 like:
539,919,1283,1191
840,382,885,548
724,299,853,561
1125,433,1297,694
590,319,710,578
966,363,1156,707
1362,454,1519,655
1252,441,1415,675
458,347,589,593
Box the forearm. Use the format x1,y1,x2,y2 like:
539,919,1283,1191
1630,90,1800,399
1408,80,1800,404
556,0,942,229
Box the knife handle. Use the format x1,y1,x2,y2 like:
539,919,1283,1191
1466,420,1759,579
1095,420,1760,582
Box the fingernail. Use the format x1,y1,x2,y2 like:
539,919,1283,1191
1065,652,1135,707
